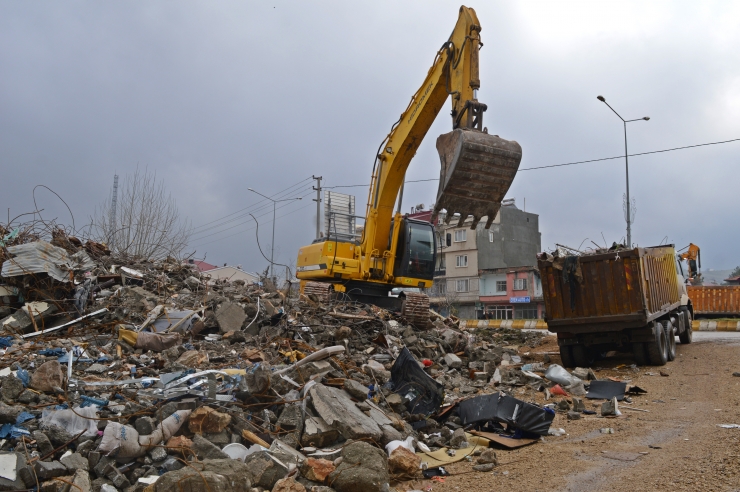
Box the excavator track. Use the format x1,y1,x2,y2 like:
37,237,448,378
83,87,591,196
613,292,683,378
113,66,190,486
400,292,430,329
303,281,332,303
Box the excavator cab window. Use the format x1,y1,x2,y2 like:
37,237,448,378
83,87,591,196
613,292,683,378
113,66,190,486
394,219,436,280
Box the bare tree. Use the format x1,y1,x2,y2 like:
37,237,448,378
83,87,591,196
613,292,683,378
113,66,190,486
92,168,192,259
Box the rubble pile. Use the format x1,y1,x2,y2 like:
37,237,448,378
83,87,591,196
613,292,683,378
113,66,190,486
4,230,641,492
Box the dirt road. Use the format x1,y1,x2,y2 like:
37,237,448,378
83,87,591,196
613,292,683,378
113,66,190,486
409,333,740,492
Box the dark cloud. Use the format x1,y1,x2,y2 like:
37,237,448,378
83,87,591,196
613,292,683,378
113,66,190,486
2,1,738,273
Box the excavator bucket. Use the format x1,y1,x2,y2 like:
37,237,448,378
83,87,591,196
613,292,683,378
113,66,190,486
433,129,522,229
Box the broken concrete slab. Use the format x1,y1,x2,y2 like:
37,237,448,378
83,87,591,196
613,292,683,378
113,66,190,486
30,360,64,393
215,302,247,334
243,451,289,490
154,459,252,492
309,383,382,442
301,416,340,448
328,441,389,492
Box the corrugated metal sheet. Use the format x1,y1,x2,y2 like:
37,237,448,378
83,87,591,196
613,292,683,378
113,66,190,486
687,285,740,315
1,241,95,282
539,246,680,326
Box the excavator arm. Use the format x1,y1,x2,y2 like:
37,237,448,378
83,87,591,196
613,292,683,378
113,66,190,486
361,5,521,281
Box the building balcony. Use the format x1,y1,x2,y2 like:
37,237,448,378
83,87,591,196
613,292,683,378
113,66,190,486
434,269,446,277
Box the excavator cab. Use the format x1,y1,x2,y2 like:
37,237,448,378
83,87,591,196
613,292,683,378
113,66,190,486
392,218,436,282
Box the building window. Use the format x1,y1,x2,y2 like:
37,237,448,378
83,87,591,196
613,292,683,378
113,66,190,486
455,255,468,267
456,279,469,292
514,278,528,291
496,280,507,293
489,231,494,242
514,305,539,319
454,229,467,242
486,305,513,319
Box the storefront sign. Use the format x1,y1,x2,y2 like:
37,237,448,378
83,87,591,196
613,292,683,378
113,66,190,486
510,296,531,303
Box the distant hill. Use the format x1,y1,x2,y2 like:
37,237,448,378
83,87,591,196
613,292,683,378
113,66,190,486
701,269,734,285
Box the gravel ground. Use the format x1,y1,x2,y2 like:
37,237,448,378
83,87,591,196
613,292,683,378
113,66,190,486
401,332,740,492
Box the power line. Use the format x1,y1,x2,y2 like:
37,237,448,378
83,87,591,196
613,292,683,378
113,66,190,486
189,184,313,239
519,137,740,171
191,176,312,231
324,178,439,189
189,189,315,246
321,136,740,187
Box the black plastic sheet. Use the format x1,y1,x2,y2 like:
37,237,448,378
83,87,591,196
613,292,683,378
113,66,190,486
389,347,444,415
586,380,627,401
458,392,555,436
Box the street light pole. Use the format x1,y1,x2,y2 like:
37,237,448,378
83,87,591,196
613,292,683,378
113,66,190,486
597,95,649,248
247,188,302,280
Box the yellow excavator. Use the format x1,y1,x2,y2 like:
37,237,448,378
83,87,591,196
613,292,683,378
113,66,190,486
296,6,522,326
679,243,702,285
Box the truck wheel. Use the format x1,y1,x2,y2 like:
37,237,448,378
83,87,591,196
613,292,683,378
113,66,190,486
559,345,576,368
662,320,676,361
571,345,594,367
632,342,648,366
646,322,668,366
678,308,693,344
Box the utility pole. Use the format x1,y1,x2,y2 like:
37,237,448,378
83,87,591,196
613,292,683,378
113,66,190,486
312,175,322,239
109,174,119,250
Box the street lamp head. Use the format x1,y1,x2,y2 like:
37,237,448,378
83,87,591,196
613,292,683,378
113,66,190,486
597,95,605,102
643,116,650,121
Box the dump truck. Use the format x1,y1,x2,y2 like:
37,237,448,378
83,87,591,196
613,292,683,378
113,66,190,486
538,245,693,367
687,285,740,318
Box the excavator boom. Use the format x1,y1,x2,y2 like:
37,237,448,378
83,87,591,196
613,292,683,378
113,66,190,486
296,5,521,326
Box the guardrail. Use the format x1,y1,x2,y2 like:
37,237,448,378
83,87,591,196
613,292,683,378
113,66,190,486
459,318,739,332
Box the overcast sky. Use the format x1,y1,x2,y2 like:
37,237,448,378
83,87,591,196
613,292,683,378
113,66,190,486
2,1,739,274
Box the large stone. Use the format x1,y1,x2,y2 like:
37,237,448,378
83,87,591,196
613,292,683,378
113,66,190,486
155,459,252,492
34,460,67,480
71,469,92,492
135,416,157,436
33,431,55,456
60,452,89,471
476,448,498,465
243,451,289,490
301,416,340,448
362,400,404,446
189,406,232,434
192,435,230,460
44,425,73,446
388,446,420,476
328,442,389,492
275,405,304,449
0,403,22,424
30,361,64,393
309,384,382,442
273,476,306,492
1,375,24,402
443,353,462,369
215,302,247,334
342,379,368,400
299,458,335,483
0,453,28,490
601,397,619,417
449,428,467,448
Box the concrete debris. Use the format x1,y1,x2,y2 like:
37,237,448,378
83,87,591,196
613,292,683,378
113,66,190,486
0,232,638,490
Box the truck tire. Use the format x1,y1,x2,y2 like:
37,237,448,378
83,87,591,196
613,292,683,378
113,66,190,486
559,345,576,368
662,320,676,361
678,308,693,344
632,342,648,366
646,322,668,366
571,344,594,367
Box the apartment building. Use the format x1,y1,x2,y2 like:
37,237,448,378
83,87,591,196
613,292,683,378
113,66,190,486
421,199,543,319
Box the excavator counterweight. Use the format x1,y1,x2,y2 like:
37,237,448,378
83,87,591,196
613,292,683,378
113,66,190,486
434,128,522,229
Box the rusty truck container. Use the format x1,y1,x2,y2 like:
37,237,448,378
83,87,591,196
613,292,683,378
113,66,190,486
687,285,740,317
538,245,682,333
